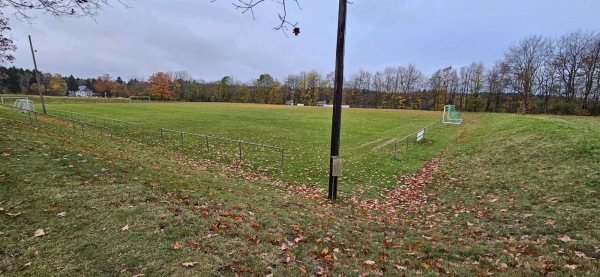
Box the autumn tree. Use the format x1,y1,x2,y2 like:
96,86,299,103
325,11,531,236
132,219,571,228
149,72,175,100
94,74,121,97
49,73,67,95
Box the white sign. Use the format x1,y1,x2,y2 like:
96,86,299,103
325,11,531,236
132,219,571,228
416,129,425,142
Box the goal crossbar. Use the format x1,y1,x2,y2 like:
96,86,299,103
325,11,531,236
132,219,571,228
129,96,151,103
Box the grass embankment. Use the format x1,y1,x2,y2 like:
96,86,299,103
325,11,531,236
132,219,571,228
1,108,598,276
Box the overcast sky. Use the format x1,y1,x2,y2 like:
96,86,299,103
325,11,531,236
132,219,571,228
6,0,600,82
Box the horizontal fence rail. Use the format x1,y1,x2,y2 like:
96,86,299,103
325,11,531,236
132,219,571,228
0,104,114,139
393,120,441,159
160,127,285,171
47,109,144,138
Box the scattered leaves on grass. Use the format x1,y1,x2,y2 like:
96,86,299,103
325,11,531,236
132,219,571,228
181,262,198,267
121,224,129,231
33,229,45,237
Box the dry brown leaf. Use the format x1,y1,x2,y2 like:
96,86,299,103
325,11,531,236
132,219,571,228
321,247,329,256
20,261,32,269
181,262,197,267
173,241,182,249
557,235,572,242
33,229,45,237
395,264,407,270
121,224,129,231
364,260,376,265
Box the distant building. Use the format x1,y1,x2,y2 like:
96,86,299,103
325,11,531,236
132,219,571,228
71,86,94,97
285,100,294,106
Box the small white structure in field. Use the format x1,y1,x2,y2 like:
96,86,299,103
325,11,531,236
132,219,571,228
297,103,304,107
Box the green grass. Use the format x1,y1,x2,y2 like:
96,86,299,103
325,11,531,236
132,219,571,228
1,101,599,276
31,101,460,198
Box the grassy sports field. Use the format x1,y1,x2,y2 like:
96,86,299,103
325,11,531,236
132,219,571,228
0,97,599,276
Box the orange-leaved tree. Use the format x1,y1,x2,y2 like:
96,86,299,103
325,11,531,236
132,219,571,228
149,72,174,100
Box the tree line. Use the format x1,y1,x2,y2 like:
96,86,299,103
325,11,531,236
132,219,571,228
1,30,599,115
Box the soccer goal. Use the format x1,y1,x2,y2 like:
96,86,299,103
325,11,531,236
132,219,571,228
442,105,463,124
1,96,29,106
13,99,36,113
129,96,151,103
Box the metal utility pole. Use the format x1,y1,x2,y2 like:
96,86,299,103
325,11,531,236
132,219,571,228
328,0,347,201
29,35,46,114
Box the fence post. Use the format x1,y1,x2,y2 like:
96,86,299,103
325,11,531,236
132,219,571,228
72,121,76,134
394,141,397,160
141,125,145,140
205,136,210,152
81,123,85,136
406,136,409,150
28,112,32,124
281,148,285,171
238,142,242,160
34,112,38,125
180,132,184,147
160,128,163,140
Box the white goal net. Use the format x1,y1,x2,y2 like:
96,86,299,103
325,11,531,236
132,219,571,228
13,99,36,113
129,96,151,103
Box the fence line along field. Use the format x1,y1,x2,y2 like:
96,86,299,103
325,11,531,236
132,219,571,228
0,98,461,197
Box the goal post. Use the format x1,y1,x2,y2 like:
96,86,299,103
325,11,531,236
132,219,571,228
129,96,151,103
442,105,463,124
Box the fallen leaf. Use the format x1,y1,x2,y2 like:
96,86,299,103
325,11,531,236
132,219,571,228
207,233,218,238
364,260,376,265
132,274,145,277
121,224,129,231
545,219,555,225
173,241,182,249
181,262,197,267
564,264,577,270
68,164,74,168
557,235,572,242
0,231,4,235
7,212,22,217
395,264,407,270
523,213,534,218
0,207,4,212
321,247,329,256
57,212,67,217
20,261,32,269
33,229,45,237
